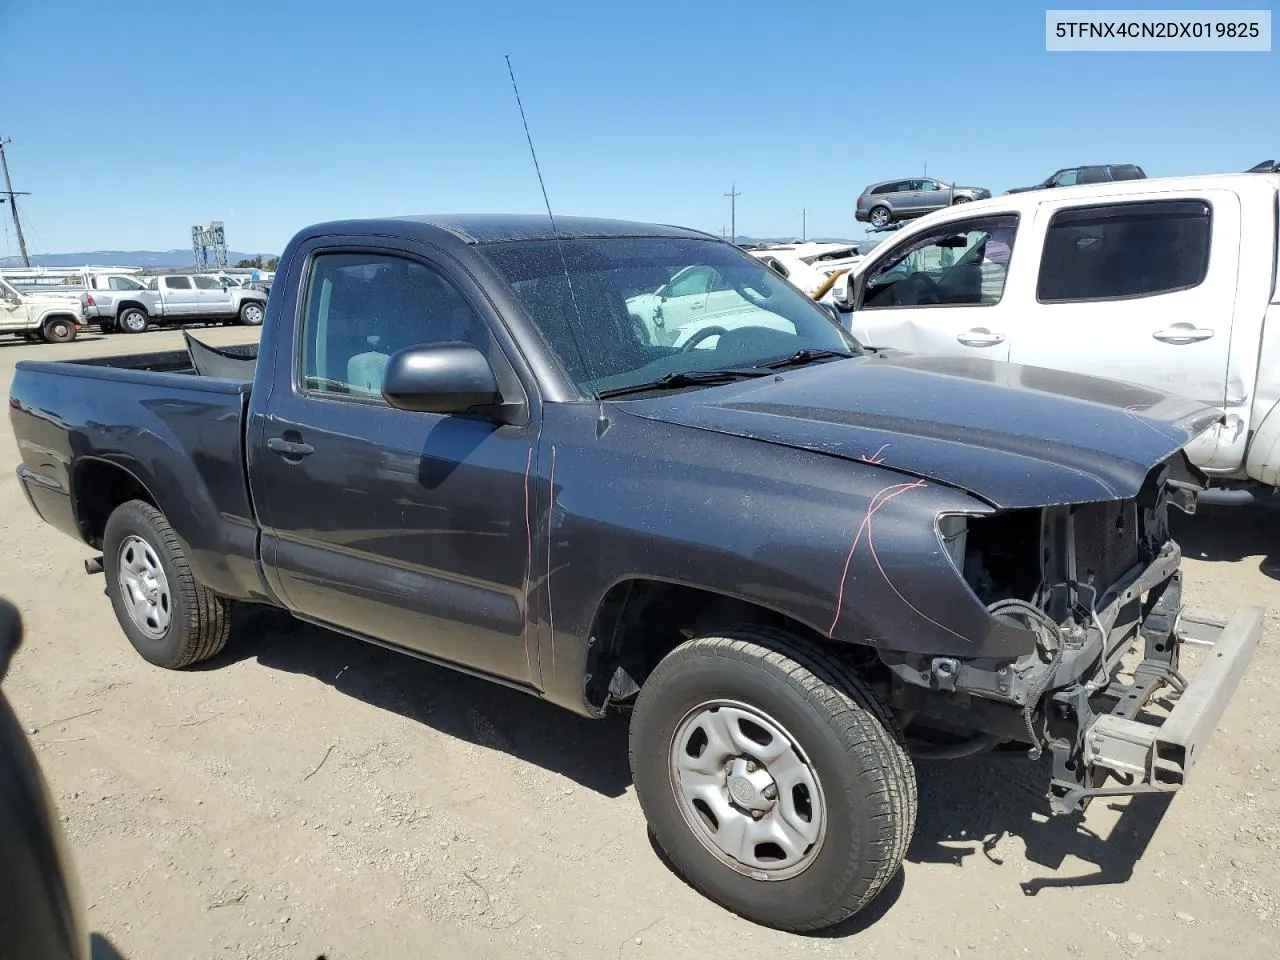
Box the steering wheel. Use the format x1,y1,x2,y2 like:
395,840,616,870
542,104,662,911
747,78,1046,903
893,272,942,306
679,326,729,352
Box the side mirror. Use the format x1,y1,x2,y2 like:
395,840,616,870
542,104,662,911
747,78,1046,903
382,343,503,416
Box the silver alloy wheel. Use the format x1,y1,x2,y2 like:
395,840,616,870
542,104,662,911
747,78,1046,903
669,699,826,881
242,303,263,324
117,535,171,639
870,207,890,228
122,311,146,332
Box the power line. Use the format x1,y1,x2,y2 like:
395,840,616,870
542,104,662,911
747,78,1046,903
0,136,32,267
724,182,741,244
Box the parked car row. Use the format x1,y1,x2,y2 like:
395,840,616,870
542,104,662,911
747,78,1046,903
83,272,267,333
855,165,1149,230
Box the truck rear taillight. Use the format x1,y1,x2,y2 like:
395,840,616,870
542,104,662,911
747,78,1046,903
84,295,96,306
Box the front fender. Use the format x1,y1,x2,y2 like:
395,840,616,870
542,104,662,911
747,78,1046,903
536,406,1038,713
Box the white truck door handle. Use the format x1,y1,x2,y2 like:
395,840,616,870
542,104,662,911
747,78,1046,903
1153,324,1214,344
957,328,1005,347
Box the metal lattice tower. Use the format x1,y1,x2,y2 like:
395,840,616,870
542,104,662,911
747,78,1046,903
191,221,228,270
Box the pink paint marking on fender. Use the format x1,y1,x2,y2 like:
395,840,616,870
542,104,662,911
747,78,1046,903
858,442,890,465
866,509,971,644
828,478,927,637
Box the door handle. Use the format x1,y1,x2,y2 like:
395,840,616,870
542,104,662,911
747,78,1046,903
267,436,314,458
1153,324,1214,344
956,328,1005,347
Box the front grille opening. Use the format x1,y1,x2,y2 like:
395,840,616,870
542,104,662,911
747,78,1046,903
962,509,1042,604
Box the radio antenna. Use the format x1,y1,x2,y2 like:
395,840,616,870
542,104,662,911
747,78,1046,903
504,55,604,425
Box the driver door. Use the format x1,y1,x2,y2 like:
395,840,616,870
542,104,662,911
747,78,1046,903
849,214,1021,361
0,280,28,332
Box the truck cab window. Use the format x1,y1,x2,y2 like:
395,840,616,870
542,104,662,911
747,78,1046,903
861,216,1019,309
192,276,221,290
301,252,488,400
1036,200,1212,302
165,276,192,290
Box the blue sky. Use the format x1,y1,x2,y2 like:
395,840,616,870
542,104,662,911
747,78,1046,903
2,0,1275,255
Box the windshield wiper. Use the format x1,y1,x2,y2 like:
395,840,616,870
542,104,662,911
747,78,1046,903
595,368,773,399
757,348,857,369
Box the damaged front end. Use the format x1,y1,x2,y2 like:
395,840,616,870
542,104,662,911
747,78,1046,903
881,453,1263,814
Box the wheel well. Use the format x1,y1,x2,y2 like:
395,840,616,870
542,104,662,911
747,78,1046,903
117,300,149,315
583,579,854,710
73,460,157,548
42,313,76,328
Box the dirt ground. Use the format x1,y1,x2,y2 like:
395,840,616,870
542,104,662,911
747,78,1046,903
1,326,1277,960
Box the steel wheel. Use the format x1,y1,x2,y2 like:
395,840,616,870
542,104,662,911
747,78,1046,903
116,534,171,639
240,302,264,325
669,699,826,881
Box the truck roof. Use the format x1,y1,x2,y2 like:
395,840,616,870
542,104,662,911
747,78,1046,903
297,214,719,246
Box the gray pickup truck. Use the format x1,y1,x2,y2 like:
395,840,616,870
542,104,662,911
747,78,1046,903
80,274,164,334
86,273,267,333
8,213,1262,931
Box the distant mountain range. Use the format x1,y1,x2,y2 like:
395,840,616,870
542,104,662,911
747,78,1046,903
1,250,267,268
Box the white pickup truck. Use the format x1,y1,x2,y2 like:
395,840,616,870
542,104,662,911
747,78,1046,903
0,277,84,343
832,172,1280,501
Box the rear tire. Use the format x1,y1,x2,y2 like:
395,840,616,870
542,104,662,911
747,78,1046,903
118,308,149,334
629,628,915,932
103,499,231,669
868,205,892,229
41,317,77,344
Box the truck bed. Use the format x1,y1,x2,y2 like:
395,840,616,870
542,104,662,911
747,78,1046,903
69,339,260,380
8,343,269,604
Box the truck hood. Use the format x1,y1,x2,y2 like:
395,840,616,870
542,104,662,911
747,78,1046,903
627,353,1220,508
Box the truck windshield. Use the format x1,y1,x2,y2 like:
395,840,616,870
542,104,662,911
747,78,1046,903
479,237,859,397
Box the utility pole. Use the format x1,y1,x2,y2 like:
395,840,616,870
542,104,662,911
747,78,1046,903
802,208,807,242
724,182,740,244
0,137,32,267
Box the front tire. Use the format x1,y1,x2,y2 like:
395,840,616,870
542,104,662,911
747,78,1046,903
118,308,149,334
629,629,915,932
103,499,231,669
238,300,265,326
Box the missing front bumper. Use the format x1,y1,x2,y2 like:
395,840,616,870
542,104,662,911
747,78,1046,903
1050,604,1263,813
